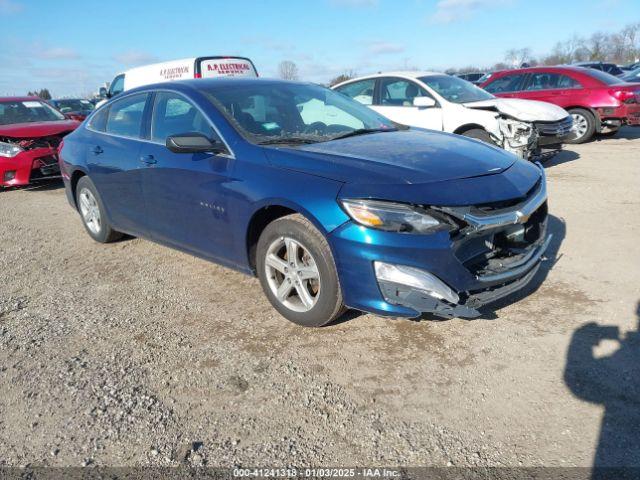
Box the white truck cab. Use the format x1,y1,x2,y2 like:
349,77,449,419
97,56,258,107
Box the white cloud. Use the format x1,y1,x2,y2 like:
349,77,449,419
113,50,159,67
36,47,79,60
328,0,378,7
368,42,405,55
430,0,513,24
0,0,22,14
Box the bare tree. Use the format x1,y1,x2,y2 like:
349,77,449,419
505,47,532,67
588,32,609,61
278,61,299,80
329,70,357,87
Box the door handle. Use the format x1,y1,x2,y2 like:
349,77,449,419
91,146,103,155
139,154,157,165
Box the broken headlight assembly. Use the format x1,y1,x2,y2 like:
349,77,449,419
497,117,534,148
341,199,454,234
0,141,23,158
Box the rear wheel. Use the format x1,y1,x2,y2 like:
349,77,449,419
256,214,344,327
75,176,123,243
566,108,596,144
461,128,495,145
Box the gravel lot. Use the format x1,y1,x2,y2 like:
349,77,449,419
1,128,639,469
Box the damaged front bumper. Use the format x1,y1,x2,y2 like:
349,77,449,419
376,234,551,319
0,139,62,187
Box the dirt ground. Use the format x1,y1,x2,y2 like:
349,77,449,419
1,128,639,470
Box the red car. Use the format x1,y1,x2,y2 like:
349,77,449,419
0,97,80,188
480,66,640,143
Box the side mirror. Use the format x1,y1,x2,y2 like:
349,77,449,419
413,96,436,108
166,133,227,155
99,87,108,99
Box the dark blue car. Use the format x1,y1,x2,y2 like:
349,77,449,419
59,78,551,327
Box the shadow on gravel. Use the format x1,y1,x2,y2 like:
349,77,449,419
543,149,580,169
565,301,640,479
596,126,640,142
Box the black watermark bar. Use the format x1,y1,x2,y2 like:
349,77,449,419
1,468,640,480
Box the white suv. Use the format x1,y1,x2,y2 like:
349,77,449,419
333,71,573,160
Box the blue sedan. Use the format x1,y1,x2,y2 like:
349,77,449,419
59,78,551,326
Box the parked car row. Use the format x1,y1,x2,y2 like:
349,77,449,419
479,66,640,143
2,54,638,327
332,71,573,160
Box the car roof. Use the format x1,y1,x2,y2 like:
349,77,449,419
0,96,44,102
126,77,320,95
490,65,597,76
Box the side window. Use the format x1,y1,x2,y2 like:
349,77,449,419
334,79,375,105
525,73,581,91
378,78,431,107
109,74,125,97
484,74,527,93
151,92,215,143
105,93,148,138
87,107,109,132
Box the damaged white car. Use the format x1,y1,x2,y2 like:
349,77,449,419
332,72,574,160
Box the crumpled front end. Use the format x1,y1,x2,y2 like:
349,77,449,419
492,116,538,160
0,135,65,187
330,163,551,320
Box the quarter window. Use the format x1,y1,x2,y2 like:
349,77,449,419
87,107,109,132
105,93,148,138
151,92,216,143
378,78,431,107
484,74,527,93
334,79,375,105
525,73,581,91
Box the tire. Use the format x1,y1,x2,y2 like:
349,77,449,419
566,108,596,144
461,128,495,145
75,176,123,243
256,214,344,327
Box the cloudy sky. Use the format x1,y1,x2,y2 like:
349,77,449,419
0,0,637,97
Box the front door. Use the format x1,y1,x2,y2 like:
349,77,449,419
139,91,236,261
372,77,443,130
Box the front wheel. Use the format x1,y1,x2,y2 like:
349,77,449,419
461,128,495,145
566,108,596,144
256,214,344,327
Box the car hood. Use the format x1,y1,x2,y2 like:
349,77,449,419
0,120,80,138
464,98,568,122
265,129,518,185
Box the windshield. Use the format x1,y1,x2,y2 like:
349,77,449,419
201,82,397,144
419,75,494,103
583,69,625,85
55,99,94,113
0,100,66,125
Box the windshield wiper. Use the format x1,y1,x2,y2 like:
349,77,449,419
257,137,321,145
330,128,396,141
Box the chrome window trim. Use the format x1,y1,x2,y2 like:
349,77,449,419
85,88,235,159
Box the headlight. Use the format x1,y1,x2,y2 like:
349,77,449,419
0,141,23,158
341,199,452,234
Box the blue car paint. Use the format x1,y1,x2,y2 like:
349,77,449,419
60,78,543,318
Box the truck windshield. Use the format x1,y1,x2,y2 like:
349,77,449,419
0,100,66,125
419,75,495,104
202,82,397,144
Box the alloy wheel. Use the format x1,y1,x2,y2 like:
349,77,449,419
79,188,102,235
571,113,589,140
264,236,321,312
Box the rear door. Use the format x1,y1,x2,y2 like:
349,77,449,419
196,57,258,78
86,93,151,235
